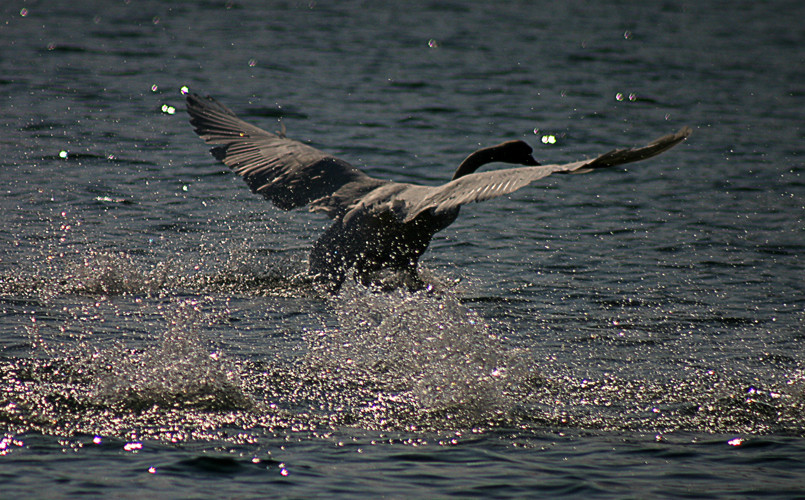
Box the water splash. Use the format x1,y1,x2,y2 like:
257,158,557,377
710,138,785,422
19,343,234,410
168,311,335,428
2,286,804,444
2,219,803,442
0,298,263,439
0,240,314,301
90,298,252,412
52,250,168,297
306,284,537,425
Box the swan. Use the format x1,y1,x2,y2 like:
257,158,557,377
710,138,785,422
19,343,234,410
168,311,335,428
186,93,690,291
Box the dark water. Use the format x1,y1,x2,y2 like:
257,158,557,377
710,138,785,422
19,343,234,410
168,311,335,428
2,0,804,497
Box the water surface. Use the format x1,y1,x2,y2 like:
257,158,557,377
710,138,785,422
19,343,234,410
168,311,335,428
1,1,804,497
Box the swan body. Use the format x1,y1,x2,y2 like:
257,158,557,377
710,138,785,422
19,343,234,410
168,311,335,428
186,93,690,290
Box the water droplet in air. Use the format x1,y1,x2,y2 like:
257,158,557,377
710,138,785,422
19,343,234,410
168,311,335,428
727,437,744,446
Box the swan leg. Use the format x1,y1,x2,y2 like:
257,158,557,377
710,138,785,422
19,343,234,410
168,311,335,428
309,210,437,292
401,265,425,291
309,219,355,291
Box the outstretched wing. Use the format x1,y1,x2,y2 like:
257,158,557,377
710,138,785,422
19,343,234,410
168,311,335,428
401,127,691,222
186,93,381,213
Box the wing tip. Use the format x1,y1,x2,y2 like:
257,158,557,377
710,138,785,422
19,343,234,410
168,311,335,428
650,126,692,147
185,92,235,119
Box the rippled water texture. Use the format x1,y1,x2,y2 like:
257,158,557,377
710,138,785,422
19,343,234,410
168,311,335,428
1,1,804,497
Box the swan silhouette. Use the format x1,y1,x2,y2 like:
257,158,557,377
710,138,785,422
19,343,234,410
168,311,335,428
186,93,690,291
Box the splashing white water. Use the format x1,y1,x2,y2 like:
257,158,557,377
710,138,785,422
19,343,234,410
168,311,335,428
91,299,252,411
306,285,535,422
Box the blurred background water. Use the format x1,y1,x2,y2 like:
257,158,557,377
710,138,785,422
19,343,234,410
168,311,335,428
1,0,803,497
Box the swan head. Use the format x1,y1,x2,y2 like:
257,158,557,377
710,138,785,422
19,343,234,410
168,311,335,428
497,140,540,167
453,140,540,180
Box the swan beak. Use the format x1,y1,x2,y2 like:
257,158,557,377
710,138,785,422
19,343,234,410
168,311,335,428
524,155,540,166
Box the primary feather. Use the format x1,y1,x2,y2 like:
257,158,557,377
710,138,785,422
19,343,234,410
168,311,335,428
186,92,690,291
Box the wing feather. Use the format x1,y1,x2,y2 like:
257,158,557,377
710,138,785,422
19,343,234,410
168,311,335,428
402,127,691,222
186,93,382,213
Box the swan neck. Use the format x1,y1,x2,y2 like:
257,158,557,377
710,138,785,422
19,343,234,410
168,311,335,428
452,146,499,180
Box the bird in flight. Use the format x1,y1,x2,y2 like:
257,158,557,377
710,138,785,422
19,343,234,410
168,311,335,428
186,93,690,291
